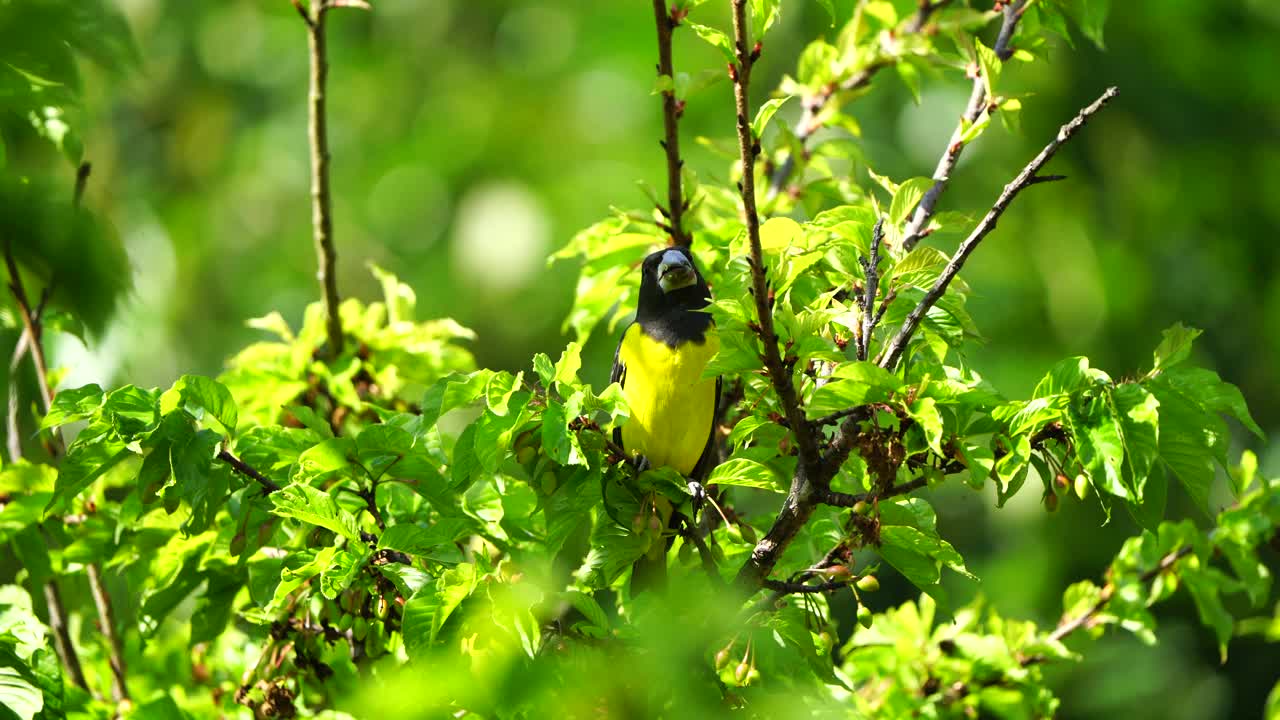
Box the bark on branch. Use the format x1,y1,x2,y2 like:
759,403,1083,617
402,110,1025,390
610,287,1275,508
899,0,1028,251
652,0,690,246
294,0,369,357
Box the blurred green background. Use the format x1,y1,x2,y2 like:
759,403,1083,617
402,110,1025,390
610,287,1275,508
6,0,1279,716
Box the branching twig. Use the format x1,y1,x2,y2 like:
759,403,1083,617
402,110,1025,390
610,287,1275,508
878,86,1118,370
900,0,1028,251
652,0,689,246
765,1,952,200
218,449,283,493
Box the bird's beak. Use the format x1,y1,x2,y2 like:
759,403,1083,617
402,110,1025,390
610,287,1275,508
657,249,696,293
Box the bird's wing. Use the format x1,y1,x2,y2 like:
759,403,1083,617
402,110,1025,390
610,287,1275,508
610,322,632,447
691,376,722,482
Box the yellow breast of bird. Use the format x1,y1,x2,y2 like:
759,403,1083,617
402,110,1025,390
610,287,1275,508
618,323,719,476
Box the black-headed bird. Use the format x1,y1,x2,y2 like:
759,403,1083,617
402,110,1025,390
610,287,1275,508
611,246,720,589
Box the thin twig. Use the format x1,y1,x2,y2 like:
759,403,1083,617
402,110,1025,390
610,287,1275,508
652,0,689,246
1043,545,1192,647
3,245,90,690
878,86,1118,370
762,577,852,594
41,581,88,690
86,563,129,702
218,449,283,493
301,0,346,358
900,0,1028,251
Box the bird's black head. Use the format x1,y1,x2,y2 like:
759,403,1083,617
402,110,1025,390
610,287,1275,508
636,246,711,321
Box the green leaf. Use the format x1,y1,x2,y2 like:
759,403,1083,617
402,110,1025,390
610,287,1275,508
421,371,491,428
905,398,943,456
750,0,781,35
171,428,229,533
40,384,103,429
751,96,791,139
1156,367,1263,439
806,362,902,418
379,520,472,559
46,421,130,513
170,375,238,435
402,564,478,657
974,38,1002,96
686,22,735,63
1108,384,1159,502
1059,0,1110,48
706,458,785,492
1183,566,1234,662
320,548,369,599
1068,395,1129,501
1151,323,1201,373
270,483,361,543
889,177,933,227
0,653,42,720
1146,382,1229,510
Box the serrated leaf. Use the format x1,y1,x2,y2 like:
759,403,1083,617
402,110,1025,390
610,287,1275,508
686,22,735,63
270,483,361,543
40,384,103,429
402,564,477,657
706,458,784,492
889,177,933,226
1151,323,1201,373
752,96,791,139
171,375,238,435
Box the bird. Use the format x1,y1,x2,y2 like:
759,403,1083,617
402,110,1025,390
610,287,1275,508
610,246,720,590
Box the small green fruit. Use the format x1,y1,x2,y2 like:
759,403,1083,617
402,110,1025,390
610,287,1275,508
857,605,873,628
855,575,879,593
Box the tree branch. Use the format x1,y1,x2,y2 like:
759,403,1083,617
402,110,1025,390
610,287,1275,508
218,449,283,493
900,0,1028,251
878,86,1118,370
729,0,819,475
729,0,834,590
652,0,689,246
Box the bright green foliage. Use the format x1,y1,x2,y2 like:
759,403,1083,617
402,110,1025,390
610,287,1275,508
1,1,1276,719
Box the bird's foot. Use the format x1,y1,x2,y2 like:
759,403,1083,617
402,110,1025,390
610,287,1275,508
631,454,652,474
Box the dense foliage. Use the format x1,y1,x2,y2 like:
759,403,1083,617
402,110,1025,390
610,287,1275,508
1,1,1277,719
